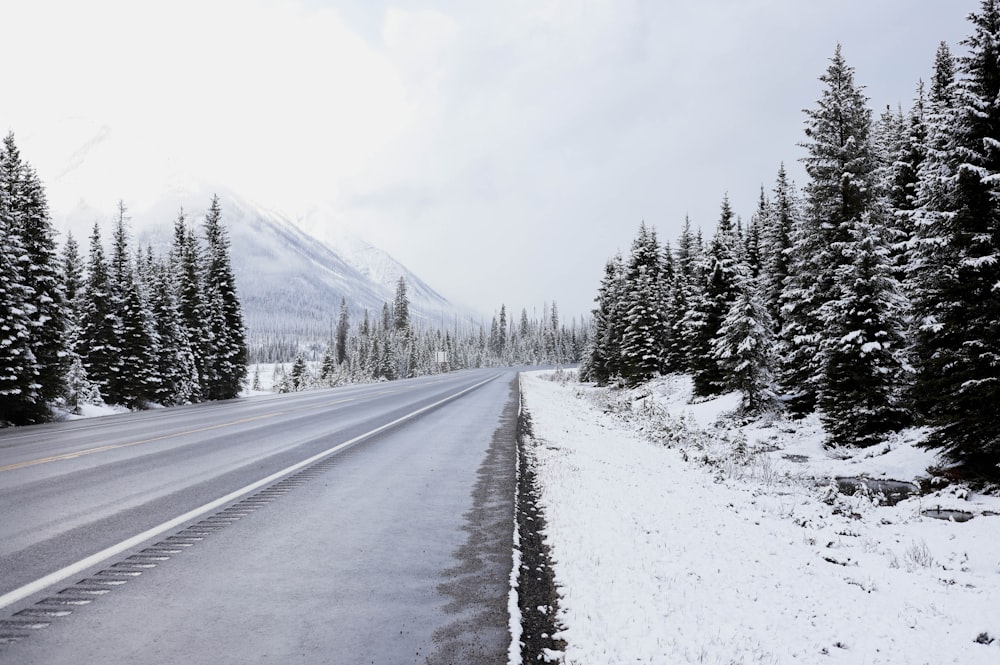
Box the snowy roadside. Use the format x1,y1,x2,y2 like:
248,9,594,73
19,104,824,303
518,369,1000,664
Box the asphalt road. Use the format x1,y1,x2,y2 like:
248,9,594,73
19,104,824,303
0,369,518,664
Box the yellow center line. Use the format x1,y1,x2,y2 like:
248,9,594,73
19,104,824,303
0,412,285,473
1,384,423,473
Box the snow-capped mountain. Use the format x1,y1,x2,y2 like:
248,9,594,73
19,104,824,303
52,183,472,349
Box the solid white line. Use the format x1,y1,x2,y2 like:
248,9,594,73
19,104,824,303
0,373,499,611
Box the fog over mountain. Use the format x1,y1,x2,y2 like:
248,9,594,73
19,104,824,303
51,178,478,356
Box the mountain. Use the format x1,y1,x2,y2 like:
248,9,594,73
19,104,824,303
52,184,476,357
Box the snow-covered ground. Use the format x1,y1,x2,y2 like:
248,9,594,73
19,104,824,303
519,370,1000,664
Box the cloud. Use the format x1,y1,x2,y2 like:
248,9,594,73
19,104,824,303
2,0,984,318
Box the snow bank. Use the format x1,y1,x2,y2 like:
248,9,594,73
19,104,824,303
520,371,1000,664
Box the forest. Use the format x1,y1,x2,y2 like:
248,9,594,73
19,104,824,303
0,139,247,426
0,125,585,425
583,2,1000,483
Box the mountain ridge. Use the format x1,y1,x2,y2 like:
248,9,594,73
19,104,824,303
50,184,479,355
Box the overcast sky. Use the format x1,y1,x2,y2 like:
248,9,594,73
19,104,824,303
3,0,982,318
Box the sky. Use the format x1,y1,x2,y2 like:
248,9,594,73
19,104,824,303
2,0,983,319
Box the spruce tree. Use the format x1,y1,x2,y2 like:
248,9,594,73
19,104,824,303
202,195,247,400
912,2,1000,478
711,269,776,416
0,170,40,424
78,223,119,405
762,164,798,332
818,217,909,447
336,298,349,365
782,44,879,415
110,203,159,407
666,217,703,372
691,195,741,396
171,210,207,401
583,254,625,385
61,231,85,348
11,155,68,405
393,277,410,333
148,257,199,405
619,224,665,384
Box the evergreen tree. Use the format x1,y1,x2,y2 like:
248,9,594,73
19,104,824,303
148,257,199,405
77,223,119,405
912,2,1000,478
202,195,247,400
666,217,703,372
393,277,410,333
336,298,349,365
711,270,776,416
762,164,798,331
171,209,207,401
620,223,666,384
61,231,85,347
781,44,878,414
818,217,909,447
583,254,625,385
0,160,40,424
691,195,741,396
110,203,159,407
7,149,68,405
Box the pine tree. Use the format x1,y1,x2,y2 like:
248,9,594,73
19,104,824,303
61,231,85,347
583,254,625,385
781,44,879,415
665,217,703,372
711,270,776,416
818,217,909,447
171,209,207,401
10,153,68,405
0,157,40,424
78,223,119,405
912,2,1000,478
620,223,666,384
336,298,349,365
393,277,410,333
762,164,798,332
202,195,247,400
110,203,159,407
148,257,199,405
691,195,741,396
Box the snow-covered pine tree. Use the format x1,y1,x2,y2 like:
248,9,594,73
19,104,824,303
691,195,741,396
393,277,410,333
582,254,625,385
909,41,959,420
711,267,776,416
61,231,85,349
781,44,879,415
171,209,207,402
745,188,767,279
762,164,798,333
665,217,703,372
818,217,909,447
911,2,1000,479
5,142,69,406
336,298,349,366
110,203,159,408
148,256,199,405
0,156,41,424
620,223,666,385
78,223,119,405
202,195,247,400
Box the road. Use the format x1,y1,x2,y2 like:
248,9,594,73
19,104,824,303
0,369,518,664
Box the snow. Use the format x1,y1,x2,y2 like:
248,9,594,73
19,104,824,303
519,370,1000,664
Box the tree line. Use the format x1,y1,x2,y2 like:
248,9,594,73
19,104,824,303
0,132,247,425
582,1,1000,482
267,279,587,392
